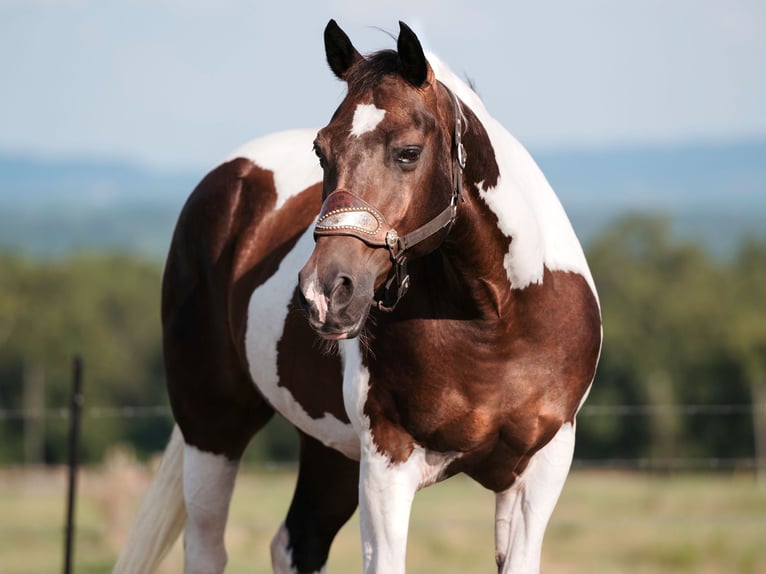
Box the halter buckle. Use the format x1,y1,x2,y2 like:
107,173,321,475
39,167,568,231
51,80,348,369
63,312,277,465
385,229,399,250
457,142,467,171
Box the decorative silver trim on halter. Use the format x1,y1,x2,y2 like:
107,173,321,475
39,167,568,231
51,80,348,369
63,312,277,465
315,208,383,236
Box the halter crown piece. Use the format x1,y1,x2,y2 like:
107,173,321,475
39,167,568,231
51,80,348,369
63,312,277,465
314,82,467,312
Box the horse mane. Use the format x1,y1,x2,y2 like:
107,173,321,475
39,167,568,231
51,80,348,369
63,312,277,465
346,49,479,98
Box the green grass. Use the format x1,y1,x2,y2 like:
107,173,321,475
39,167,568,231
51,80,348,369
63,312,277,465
1,465,765,573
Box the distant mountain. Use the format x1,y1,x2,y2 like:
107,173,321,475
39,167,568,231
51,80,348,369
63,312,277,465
0,155,199,256
0,139,763,257
533,139,766,253
0,155,198,209
535,139,766,210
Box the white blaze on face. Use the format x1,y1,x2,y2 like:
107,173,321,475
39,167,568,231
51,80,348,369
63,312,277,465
350,103,386,137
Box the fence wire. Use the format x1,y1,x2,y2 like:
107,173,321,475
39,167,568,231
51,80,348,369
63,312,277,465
2,402,765,472
2,402,764,420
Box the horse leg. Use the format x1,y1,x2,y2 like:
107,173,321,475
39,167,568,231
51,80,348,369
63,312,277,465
179,397,274,574
182,443,240,574
356,433,456,574
270,431,359,574
358,455,417,573
494,422,576,574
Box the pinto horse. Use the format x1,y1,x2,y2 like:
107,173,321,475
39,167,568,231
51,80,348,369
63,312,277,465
114,20,601,574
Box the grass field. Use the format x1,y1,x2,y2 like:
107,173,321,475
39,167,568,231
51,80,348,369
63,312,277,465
1,459,765,573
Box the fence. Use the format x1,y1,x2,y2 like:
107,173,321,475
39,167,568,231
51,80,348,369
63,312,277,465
1,400,765,472
1,371,764,573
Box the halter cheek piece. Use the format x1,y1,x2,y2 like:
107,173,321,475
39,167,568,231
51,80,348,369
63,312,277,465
314,82,467,312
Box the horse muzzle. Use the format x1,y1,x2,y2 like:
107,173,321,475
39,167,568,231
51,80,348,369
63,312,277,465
297,239,381,340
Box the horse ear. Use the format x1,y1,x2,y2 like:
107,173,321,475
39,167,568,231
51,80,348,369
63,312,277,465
397,21,429,87
324,19,363,81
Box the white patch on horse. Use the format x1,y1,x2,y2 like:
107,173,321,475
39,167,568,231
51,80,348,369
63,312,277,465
350,103,386,137
428,55,598,301
302,267,329,324
340,339,460,573
494,422,576,573
225,129,323,209
182,445,239,573
244,226,359,460
270,522,327,574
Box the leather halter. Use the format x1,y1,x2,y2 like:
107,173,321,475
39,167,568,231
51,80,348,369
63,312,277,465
314,82,467,312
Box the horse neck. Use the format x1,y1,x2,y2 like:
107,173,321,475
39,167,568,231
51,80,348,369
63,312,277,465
429,107,529,320
434,198,514,321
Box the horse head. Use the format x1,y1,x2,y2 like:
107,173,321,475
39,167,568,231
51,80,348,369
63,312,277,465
298,20,465,340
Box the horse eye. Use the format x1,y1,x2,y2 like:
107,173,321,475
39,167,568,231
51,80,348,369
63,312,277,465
313,142,327,169
396,147,422,165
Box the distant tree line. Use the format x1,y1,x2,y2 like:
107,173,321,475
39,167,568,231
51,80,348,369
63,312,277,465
580,215,765,466
0,214,764,466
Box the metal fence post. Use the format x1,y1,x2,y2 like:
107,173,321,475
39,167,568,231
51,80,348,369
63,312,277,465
63,356,84,574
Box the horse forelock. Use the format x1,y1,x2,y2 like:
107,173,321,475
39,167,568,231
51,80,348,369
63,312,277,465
344,50,402,95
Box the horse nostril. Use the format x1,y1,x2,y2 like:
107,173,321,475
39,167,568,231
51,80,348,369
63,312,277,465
329,274,354,310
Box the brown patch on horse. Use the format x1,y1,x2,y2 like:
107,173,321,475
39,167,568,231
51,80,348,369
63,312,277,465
461,104,500,196
363,268,601,491
278,290,349,423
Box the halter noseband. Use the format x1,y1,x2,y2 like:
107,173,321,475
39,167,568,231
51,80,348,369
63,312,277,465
313,82,467,312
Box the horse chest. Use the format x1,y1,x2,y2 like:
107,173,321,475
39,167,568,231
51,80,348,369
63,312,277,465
353,300,595,472
354,323,509,454
360,349,568,491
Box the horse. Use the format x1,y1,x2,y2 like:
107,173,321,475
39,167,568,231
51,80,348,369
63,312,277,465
114,20,602,574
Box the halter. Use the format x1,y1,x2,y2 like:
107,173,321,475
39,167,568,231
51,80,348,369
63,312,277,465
313,82,467,312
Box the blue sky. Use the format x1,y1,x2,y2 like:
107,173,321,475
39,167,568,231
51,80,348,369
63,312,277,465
1,0,764,170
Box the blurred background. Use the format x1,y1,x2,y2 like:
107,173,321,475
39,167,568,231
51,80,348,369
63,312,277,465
0,1,764,573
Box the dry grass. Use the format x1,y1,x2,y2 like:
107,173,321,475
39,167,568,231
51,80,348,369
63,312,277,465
0,459,764,573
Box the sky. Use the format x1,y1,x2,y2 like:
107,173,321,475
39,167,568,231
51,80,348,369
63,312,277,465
1,0,764,171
